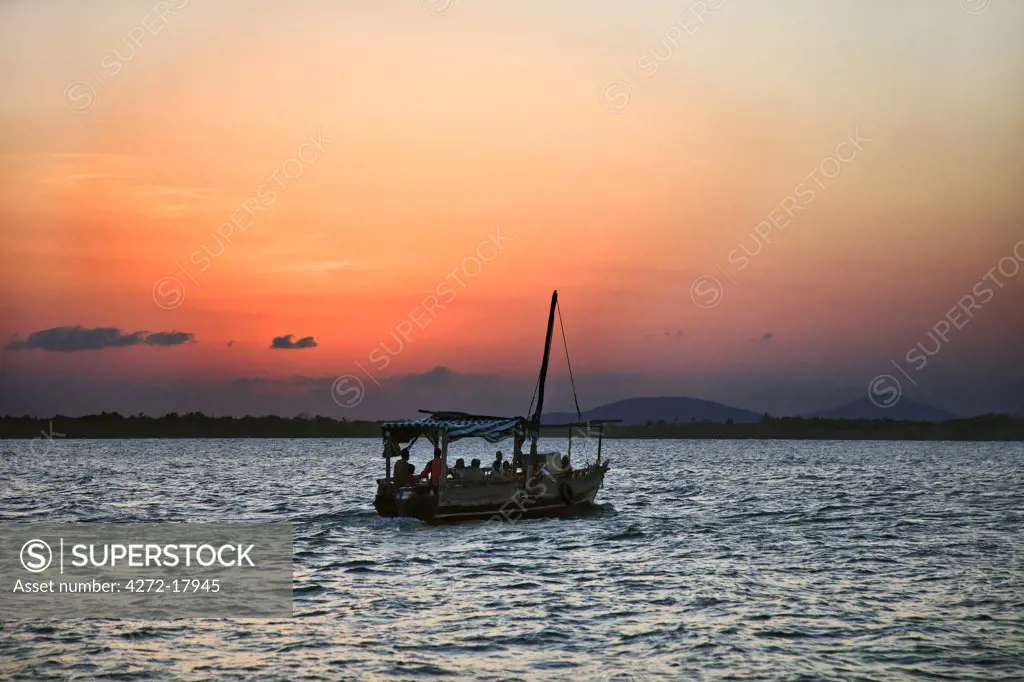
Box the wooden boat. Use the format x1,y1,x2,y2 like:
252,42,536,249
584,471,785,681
373,290,615,523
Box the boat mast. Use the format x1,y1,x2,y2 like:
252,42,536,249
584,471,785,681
529,290,558,454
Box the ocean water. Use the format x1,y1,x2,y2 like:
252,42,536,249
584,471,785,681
1,438,1022,681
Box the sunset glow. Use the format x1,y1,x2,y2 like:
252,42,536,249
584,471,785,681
2,0,1022,418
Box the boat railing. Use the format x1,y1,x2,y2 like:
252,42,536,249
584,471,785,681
446,472,523,487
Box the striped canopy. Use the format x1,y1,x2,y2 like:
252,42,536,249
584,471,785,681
381,415,530,444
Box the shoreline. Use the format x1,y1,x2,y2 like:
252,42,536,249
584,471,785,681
2,414,1023,441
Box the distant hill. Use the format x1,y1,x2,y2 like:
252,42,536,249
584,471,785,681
544,396,763,425
804,398,956,422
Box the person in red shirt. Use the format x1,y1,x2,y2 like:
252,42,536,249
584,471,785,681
417,447,445,488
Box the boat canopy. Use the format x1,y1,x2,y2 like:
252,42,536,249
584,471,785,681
381,414,532,445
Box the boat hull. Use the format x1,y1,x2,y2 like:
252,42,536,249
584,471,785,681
375,463,608,524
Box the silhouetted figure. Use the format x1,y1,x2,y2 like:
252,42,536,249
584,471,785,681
463,458,485,482
393,449,414,486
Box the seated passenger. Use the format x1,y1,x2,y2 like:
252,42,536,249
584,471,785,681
502,461,512,475
393,450,413,486
417,449,444,486
450,458,466,480
463,458,485,482
561,454,572,473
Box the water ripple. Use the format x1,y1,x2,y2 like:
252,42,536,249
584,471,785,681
1,438,1022,680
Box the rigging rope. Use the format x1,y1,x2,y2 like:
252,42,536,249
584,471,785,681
557,299,582,421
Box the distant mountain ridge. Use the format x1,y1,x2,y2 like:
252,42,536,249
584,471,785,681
542,395,959,425
544,396,763,425
803,398,957,422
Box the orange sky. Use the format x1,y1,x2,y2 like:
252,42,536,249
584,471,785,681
1,0,1022,416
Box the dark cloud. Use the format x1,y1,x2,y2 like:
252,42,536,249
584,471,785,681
762,332,774,343
5,326,193,352
270,334,318,350
144,331,195,347
399,366,455,387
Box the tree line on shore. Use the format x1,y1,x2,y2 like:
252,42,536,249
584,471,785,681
1,412,1022,440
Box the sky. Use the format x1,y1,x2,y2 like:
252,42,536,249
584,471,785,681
1,0,1022,419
